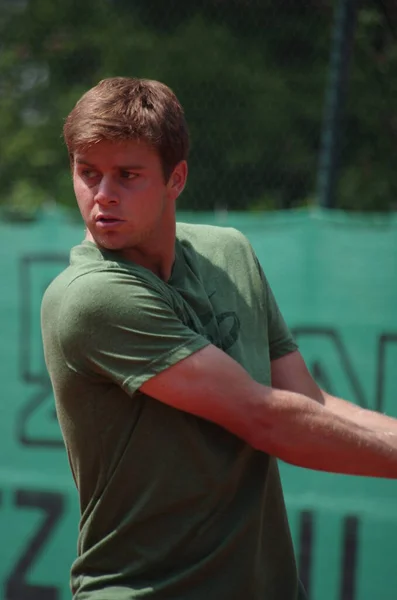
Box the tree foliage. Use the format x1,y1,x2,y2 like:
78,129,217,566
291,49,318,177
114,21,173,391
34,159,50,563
0,0,396,216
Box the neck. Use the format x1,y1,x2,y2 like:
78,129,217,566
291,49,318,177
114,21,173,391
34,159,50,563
125,219,176,281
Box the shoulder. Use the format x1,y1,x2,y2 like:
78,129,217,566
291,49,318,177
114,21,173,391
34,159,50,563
52,267,175,368
43,251,170,338
176,223,262,297
176,222,251,256
63,267,170,323
47,242,165,306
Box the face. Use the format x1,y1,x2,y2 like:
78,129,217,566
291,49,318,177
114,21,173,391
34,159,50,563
73,138,186,257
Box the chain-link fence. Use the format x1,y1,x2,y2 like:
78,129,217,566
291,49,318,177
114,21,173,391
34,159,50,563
0,0,396,217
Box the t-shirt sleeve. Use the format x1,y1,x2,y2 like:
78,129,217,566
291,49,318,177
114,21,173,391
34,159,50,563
254,256,298,361
58,269,211,396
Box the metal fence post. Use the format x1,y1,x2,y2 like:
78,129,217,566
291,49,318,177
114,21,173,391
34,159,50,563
316,0,360,209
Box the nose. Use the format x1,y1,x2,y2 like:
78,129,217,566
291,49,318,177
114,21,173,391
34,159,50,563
94,175,119,206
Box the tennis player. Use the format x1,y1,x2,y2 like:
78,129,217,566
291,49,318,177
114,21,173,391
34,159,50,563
41,77,397,600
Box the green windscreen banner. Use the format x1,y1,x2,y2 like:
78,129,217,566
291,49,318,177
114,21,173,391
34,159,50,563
1,208,397,600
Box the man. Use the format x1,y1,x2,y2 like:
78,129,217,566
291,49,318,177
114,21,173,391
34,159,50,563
41,77,397,600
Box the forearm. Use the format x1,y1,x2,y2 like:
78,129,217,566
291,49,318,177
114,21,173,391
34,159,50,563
143,345,397,478
251,385,397,478
322,392,397,434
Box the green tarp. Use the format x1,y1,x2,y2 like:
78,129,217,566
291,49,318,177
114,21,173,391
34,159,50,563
1,208,396,600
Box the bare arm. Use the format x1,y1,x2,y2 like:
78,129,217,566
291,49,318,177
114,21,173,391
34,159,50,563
141,344,397,478
271,350,397,433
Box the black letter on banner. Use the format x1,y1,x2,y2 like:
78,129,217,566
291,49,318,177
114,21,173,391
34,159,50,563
5,490,64,600
298,510,314,599
18,254,68,449
292,327,367,409
339,515,359,600
375,333,397,414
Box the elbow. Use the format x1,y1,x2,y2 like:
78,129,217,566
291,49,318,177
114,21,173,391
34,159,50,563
246,413,285,458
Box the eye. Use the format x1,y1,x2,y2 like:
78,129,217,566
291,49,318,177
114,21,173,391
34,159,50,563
81,169,99,180
120,170,137,180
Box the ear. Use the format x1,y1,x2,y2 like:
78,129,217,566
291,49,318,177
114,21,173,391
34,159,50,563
167,160,188,200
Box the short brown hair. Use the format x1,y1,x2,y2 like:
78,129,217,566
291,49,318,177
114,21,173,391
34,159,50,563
63,77,189,181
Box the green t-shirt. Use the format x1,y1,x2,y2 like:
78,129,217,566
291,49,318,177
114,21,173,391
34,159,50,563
41,223,305,600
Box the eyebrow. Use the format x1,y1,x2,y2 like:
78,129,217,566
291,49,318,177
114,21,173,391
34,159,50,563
75,159,146,170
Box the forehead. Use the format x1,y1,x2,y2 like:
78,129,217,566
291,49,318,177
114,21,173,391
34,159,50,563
74,138,161,167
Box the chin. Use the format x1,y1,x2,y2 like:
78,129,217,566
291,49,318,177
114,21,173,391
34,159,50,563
91,233,125,251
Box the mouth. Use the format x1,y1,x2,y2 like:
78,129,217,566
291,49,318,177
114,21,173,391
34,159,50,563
95,215,125,228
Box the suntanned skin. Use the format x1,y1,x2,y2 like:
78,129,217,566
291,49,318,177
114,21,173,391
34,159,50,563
271,350,397,433
74,138,397,480
141,345,397,478
73,139,187,281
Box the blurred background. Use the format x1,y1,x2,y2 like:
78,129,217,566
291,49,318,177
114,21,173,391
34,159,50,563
1,0,397,217
1,1,397,599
